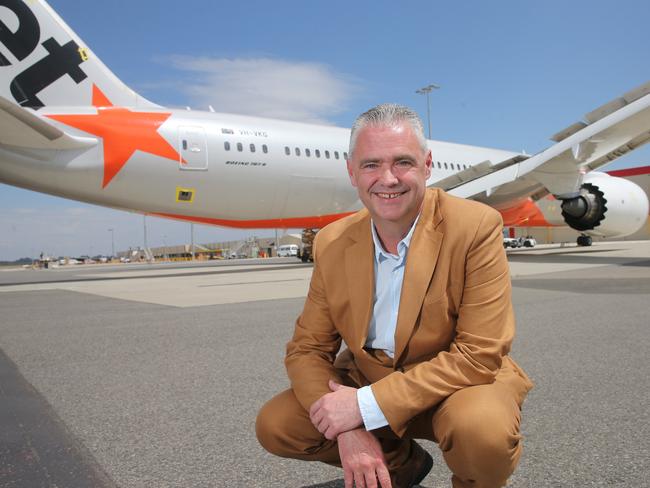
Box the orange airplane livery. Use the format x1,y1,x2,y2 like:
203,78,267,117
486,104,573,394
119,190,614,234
0,0,649,256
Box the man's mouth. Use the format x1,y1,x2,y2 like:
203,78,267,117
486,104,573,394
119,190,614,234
374,191,407,200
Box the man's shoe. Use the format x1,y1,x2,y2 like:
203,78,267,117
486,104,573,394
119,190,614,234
390,441,434,488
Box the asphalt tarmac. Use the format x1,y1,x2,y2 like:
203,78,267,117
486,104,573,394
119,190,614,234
0,242,648,487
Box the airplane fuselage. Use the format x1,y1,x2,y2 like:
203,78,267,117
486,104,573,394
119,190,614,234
0,106,522,228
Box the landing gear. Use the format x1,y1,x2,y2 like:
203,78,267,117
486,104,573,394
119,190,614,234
300,228,318,262
577,234,592,247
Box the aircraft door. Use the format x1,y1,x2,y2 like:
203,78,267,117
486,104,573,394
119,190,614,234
179,126,208,170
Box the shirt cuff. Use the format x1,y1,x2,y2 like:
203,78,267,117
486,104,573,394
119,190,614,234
356,385,389,431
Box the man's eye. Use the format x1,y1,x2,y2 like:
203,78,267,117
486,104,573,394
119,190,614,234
362,163,378,169
396,160,413,167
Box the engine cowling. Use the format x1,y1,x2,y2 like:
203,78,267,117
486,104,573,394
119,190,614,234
560,172,649,237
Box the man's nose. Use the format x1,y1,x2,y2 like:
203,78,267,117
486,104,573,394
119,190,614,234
379,166,399,185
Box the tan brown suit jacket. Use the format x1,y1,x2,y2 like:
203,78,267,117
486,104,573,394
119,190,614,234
286,188,532,437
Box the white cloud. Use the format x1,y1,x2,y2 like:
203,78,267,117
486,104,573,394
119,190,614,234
165,56,359,124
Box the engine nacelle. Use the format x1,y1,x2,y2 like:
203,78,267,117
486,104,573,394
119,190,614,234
560,172,649,237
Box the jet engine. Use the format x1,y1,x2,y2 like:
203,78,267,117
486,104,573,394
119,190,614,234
560,172,648,240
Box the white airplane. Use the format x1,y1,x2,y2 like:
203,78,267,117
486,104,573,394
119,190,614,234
1,0,648,257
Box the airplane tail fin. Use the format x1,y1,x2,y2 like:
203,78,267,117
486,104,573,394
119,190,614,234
0,0,158,109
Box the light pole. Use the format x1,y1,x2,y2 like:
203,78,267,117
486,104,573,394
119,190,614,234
415,83,440,139
143,215,149,261
108,228,115,258
190,223,195,261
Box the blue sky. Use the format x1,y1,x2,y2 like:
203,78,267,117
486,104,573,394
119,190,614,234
1,0,649,260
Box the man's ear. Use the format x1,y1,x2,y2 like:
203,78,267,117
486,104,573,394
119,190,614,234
346,159,358,188
424,150,432,179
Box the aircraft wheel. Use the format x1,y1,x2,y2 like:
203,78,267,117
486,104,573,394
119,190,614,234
577,235,592,246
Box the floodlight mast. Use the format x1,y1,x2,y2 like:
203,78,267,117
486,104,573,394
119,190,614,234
107,228,115,257
415,83,440,139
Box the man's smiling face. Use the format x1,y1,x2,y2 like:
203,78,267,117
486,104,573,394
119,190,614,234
347,122,432,230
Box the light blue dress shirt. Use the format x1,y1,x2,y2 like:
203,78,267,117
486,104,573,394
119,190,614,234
356,216,419,431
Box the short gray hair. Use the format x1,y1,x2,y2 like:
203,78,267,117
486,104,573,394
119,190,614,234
348,103,428,158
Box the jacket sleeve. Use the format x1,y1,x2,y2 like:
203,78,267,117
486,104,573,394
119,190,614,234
371,209,514,436
284,236,343,412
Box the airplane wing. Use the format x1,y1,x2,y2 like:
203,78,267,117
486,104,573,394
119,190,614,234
441,80,650,200
0,96,96,151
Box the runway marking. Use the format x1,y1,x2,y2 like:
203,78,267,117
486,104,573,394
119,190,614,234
198,278,304,287
82,263,303,278
0,267,313,307
507,241,650,278
0,263,311,287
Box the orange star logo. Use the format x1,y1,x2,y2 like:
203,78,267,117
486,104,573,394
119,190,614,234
47,85,181,188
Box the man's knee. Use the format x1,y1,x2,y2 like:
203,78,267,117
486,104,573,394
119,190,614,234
444,399,520,453
255,397,280,455
256,389,333,460
256,390,299,456
434,384,523,485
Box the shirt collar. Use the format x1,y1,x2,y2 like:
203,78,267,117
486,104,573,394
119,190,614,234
371,214,421,264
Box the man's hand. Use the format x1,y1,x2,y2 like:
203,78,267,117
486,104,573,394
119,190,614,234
338,429,392,488
309,380,363,440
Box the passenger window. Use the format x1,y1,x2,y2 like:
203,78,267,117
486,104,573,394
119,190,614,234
262,144,268,154
182,140,188,150
250,144,256,153
444,162,448,169
325,150,330,159
295,147,301,156
344,152,348,160
237,142,243,152
285,146,290,155
315,149,321,158
305,148,311,157
334,151,339,159
224,141,230,151
437,162,441,168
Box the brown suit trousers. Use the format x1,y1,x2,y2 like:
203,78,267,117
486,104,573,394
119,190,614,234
257,349,530,488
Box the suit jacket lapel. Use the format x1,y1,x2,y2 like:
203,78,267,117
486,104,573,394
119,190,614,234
394,189,444,365
344,214,374,350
